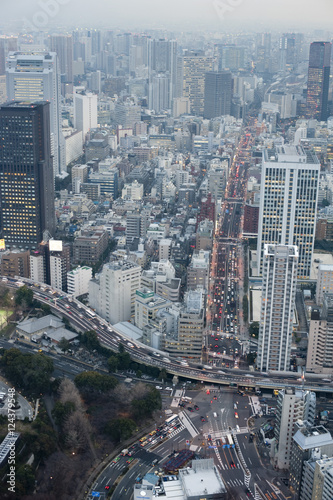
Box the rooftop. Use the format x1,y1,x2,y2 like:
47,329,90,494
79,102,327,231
293,424,333,449
179,460,227,497
17,315,63,335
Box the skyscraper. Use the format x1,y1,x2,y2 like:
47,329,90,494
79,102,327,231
279,33,297,72
0,102,55,249
50,34,73,84
148,73,170,112
89,260,141,324
256,244,298,372
306,41,331,122
6,51,65,176
257,146,320,279
274,388,316,470
147,39,178,106
204,71,232,119
182,51,213,116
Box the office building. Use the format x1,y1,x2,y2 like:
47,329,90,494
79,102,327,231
204,71,232,119
164,289,205,359
316,264,333,305
159,239,172,261
74,88,98,142
115,101,141,129
306,42,331,122
88,168,118,199
147,39,178,102
274,388,316,470
196,194,215,229
0,37,17,76
256,33,272,73
300,456,333,500
6,52,65,176
257,146,320,279
50,34,73,84
29,252,45,283
257,244,298,372
196,219,214,251
67,266,92,298
148,73,170,112
187,250,210,291
0,250,30,278
89,260,141,324
49,242,70,292
217,44,245,72
306,294,333,373
73,228,109,265
122,180,144,201
142,260,181,302
126,213,147,243
279,34,297,72
135,288,171,330
182,51,213,116
289,422,333,498
0,102,55,249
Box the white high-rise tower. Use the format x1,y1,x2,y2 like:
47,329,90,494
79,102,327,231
257,244,298,372
257,145,319,279
6,51,65,176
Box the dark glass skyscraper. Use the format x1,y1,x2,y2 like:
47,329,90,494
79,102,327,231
306,41,331,121
204,71,232,119
0,101,55,249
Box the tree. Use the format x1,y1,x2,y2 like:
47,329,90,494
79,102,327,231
80,330,100,351
158,368,168,381
117,351,131,370
249,322,259,339
0,348,54,393
74,371,118,393
107,355,119,373
15,286,34,309
52,401,76,427
58,337,71,353
247,352,256,365
104,417,136,443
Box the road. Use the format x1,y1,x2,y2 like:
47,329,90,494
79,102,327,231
2,277,333,396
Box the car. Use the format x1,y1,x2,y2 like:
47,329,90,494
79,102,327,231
112,455,121,463
245,488,251,497
235,412,239,418
105,485,110,490
187,407,194,412
201,416,206,422
230,461,236,468
213,396,217,400
194,405,199,410
126,457,134,464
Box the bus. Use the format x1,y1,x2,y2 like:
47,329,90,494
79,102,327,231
227,434,234,447
165,414,178,425
86,309,96,318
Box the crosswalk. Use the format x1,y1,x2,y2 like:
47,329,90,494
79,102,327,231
178,411,199,437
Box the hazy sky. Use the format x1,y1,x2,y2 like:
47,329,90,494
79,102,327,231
2,0,333,31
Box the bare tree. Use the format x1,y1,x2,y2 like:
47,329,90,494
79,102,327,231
59,378,83,412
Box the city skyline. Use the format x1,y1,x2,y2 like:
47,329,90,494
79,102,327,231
0,0,331,31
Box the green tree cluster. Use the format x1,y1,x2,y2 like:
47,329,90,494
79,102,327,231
0,348,54,394
104,417,136,443
74,371,118,393
15,286,34,309
249,322,259,338
131,387,162,419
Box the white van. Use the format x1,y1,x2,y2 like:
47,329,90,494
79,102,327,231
213,412,217,418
